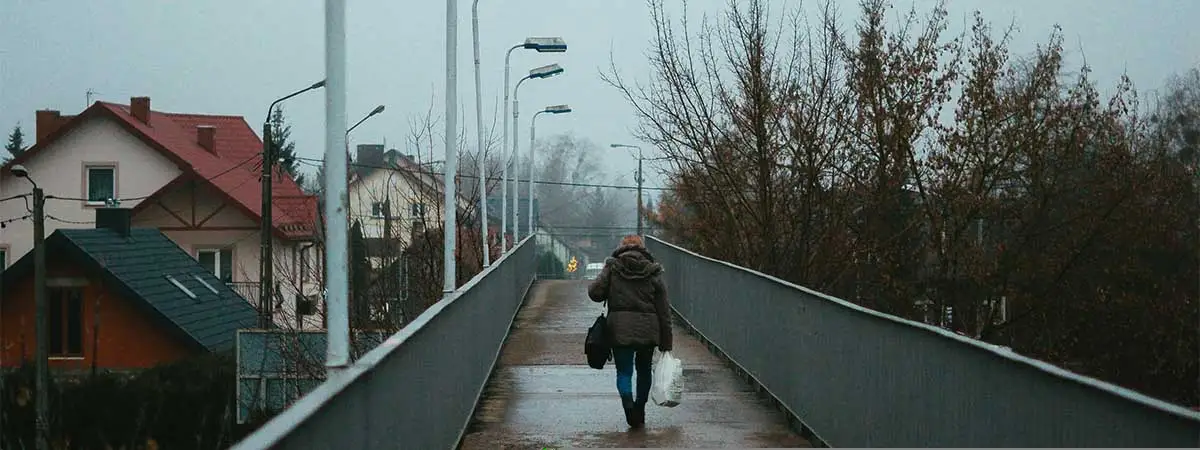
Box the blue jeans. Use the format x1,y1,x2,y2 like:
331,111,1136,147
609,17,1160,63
612,346,654,405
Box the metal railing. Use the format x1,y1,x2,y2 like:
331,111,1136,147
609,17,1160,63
228,281,260,304
231,236,537,449
646,235,1200,448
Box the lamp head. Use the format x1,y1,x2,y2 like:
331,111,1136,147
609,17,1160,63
543,104,572,114
370,105,386,116
529,63,564,79
523,37,567,53
10,164,29,178
310,80,327,90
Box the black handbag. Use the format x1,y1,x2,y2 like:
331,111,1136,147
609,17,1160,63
585,302,611,370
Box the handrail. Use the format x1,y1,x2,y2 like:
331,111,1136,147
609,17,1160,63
232,235,537,449
647,235,1200,447
646,235,1199,421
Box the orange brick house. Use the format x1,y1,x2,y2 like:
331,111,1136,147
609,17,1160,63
0,208,258,371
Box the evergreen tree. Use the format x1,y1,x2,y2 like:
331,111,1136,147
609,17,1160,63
5,125,26,158
268,107,300,180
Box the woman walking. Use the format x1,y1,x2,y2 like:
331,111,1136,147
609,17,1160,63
587,235,673,429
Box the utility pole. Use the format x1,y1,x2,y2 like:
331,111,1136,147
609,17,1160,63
260,123,274,328
609,144,645,236
636,153,643,236
32,186,47,450
259,80,325,330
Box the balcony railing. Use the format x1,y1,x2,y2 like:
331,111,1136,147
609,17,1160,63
227,281,260,304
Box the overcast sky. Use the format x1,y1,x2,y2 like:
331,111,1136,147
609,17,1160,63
2,0,1198,201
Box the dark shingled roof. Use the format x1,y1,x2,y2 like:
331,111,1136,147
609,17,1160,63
2,228,258,352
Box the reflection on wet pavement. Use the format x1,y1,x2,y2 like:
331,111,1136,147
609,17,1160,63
460,280,811,448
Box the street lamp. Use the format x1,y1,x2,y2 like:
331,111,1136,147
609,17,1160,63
260,80,325,330
512,63,564,242
502,37,566,251
347,105,385,136
345,105,387,168
343,104,387,327
611,143,645,235
11,164,47,450
472,0,487,267
529,105,572,238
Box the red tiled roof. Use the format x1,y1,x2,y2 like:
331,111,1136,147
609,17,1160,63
5,101,317,239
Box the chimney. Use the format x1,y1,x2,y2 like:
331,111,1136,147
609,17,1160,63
356,144,385,167
35,110,63,142
197,125,216,153
95,208,131,237
130,96,150,124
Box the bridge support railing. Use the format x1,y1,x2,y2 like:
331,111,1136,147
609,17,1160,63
647,235,1200,448
233,236,537,450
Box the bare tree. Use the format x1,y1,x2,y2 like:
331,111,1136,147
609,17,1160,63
619,0,1199,405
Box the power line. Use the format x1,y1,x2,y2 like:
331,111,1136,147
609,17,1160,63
0,194,29,204
43,153,265,203
0,214,31,228
46,215,93,225
294,156,674,192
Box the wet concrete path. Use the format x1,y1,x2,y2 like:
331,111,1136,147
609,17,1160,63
460,280,811,449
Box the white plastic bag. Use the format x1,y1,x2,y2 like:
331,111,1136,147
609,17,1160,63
650,350,683,407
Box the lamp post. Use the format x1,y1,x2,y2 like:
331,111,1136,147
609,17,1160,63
471,0,487,266
345,105,388,203
529,105,572,239
324,0,349,376
512,63,564,240
344,105,384,329
344,105,386,170
261,80,325,330
443,0,458,295
11,164,46,450
610,143,644,235
501,37,566,251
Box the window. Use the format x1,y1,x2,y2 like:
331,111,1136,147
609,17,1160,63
166,274,198,300
371,201,390,218
410,203,426,218
86,166,116,204
49,287,84,357
198,248,234,282
192,274,219,295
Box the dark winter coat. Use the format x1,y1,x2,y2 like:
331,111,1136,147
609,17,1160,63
587,244,673,351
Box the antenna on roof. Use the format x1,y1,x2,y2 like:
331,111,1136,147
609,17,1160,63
86,89,100,106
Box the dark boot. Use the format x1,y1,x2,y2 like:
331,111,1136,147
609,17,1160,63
620,394,636,427
631,401,646,428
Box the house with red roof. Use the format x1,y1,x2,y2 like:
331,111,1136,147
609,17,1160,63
0,97,323,330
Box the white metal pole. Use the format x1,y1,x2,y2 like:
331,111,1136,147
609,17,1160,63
501,45,518,251
323,0,350,375
472,0,489,267
528,112,541,239
443,0,459,294
512,79,525,243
